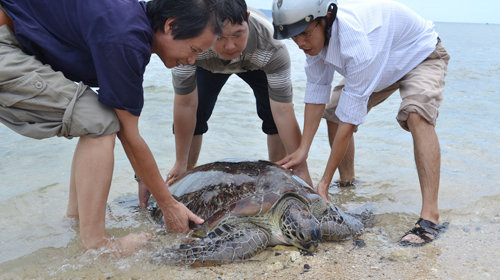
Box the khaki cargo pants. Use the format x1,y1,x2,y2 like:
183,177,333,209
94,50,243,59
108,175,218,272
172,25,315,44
0,24,119,139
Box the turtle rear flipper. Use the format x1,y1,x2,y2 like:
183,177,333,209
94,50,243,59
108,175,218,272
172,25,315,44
152,223,270,266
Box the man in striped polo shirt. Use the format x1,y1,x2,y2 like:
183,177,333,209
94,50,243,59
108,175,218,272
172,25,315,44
161,0,312,189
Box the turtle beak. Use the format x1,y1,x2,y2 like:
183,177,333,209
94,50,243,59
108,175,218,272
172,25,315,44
293,226,320,252
307,227,320,251
280,202,322,252
301,235,319,252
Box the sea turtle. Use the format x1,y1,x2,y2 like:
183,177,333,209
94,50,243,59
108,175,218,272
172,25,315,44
151,160,367,266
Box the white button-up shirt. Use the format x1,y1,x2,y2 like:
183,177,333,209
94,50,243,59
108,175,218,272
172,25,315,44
304,0,438,125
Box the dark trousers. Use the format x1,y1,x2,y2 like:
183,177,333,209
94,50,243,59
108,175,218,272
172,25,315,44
193,66,278,135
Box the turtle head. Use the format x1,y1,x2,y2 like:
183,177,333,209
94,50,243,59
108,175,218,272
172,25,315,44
278,198,320,252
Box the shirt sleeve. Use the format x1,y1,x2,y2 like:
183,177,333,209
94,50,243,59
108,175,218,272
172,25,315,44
335,31,387,125
91,42,149,116
262,46,293,103
171,64,197,95
304,51,335,104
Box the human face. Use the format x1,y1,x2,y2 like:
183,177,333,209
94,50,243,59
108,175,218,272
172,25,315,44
152,18,217,68
291,20,325,56
211,18,249,60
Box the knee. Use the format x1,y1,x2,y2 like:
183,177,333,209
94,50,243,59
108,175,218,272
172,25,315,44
193,123,208,135
99,133,117,147
407,112,431,132
80,133,116,147
407,112,421,124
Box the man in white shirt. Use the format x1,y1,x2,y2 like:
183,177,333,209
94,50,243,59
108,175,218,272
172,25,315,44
273,0,450,246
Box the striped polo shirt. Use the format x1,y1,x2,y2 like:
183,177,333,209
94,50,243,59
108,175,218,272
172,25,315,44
172,8,293,103
304,0,439,125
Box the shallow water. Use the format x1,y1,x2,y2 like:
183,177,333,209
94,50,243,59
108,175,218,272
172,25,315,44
1,22,499,279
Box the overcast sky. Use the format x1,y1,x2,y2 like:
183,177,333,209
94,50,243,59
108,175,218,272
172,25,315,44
247,0,500,24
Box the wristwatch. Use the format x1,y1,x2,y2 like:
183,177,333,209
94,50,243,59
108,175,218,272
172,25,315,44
134,174,142,183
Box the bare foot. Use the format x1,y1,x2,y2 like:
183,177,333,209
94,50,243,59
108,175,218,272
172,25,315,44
400,232,429,244
62,216,79,227
105,232,153,256
66,214,79,221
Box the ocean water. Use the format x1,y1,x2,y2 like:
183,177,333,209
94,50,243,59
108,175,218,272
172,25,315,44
0,22,499,279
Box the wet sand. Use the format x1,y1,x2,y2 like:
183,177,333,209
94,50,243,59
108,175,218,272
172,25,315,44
1,193,499,280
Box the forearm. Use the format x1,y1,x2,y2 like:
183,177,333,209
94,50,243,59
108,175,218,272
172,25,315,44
115,109,176,207
119,130,175,205
275,103,325,174
173,90,198,167
320,121,355,184
300,103,326,152
269,100,301,154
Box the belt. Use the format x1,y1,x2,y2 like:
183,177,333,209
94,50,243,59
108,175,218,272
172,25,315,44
0,8,14,30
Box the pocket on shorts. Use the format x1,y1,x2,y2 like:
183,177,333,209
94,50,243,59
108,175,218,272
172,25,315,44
0,72,46,106
0,71,70,110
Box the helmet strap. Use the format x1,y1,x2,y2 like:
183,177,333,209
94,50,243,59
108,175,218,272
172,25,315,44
324,4,338,45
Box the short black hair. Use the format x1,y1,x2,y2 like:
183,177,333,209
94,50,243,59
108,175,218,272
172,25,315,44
146,0,221,39
215,0,248,25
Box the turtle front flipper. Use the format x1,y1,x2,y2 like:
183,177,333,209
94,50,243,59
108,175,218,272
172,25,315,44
310,199,365,241
319,204,365,240
152,223,270,266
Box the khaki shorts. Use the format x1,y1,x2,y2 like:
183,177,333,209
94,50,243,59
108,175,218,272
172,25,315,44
0,25,119,139
323,42,450,131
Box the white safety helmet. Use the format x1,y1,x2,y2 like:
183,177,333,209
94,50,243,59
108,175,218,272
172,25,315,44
272,0,337,39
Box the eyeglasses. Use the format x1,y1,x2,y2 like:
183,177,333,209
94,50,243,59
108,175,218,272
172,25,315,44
292,21,320,40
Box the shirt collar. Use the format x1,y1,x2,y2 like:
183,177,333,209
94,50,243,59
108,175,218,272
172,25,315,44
324,20,342,69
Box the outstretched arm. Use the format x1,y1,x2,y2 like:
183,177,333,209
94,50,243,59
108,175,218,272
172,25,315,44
168,88,198,185
136,88,198,208
115,109,203,232
316,121,355,200
277,103,325,171
270,99,312,186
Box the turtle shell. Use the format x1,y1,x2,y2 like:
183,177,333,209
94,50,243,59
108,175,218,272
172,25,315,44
169,160,320,230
